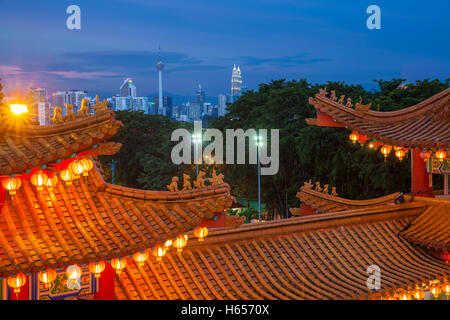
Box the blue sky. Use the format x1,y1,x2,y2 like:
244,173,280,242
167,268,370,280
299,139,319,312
0,0,449,99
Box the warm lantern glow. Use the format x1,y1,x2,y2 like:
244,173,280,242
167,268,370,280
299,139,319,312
429,284,442,297
60,169,75,185
442,282,450,296
133,251,149,267
173,235,187,254
79,158,94,176
10,104,28,115
435,150,447,160
66,265,82,285
88,261,106,278
7,273,27,293
380,145,392,161
395,149,406,161
30,171,48,191
193,226,208,242
2,177,22,195
46,174,59,191
69,160,84,177
420,150,432,160
412,288,425,300
368,142,375,149
38,269,57,288
111,258,127,275
349,132,359,144
152,244,167,262
400,292,411,300
164,239,173,247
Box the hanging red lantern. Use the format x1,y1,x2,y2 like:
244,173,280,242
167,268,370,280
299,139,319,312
173,234,187,254
412,288,425,300
420,150,432,160
111,257,127,275
152,244,167,262
429,284,442,298
7,273,27,294
79,158,94,176
435,150,447,160
88,261,106,278
66,264,82,286
38,269,57,288
380,145,392,161
164,239,173,247
2,177,22,195
46,174,59,192
30,171,48,191
349,132,359,144
193,226,208,242
60,169,75,185
69,160,84,177
133,251,149,267
442,282,450,296
400,292,411,300
395,149,406,161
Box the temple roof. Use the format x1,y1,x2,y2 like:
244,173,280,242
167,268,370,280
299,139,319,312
0,109,122,176
114,200,449,300
307,88,450,149
0,163,233,277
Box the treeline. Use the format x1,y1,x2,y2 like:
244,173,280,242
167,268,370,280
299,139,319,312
99,78,449,218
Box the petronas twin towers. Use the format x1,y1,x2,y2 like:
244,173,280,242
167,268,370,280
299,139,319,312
231,64,243,97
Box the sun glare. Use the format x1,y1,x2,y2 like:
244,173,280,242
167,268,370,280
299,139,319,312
10,104,28,115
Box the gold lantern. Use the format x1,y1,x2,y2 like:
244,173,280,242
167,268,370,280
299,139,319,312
133,251,149,267
60,169,75,185
111,257,127,275
79,158,94,176
152,244,167,262
435,150,447,160
173,234,187,254
193,227,208,242
7,273,27,294
88,261,106,278
38,269,57,288
30,171,48,191
2,177,22,195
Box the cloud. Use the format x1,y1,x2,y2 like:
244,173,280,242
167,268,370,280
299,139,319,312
0,65,24,76
47,70,120,79
239,55,330,67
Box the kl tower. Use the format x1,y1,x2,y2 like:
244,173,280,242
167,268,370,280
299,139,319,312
156,47,164,115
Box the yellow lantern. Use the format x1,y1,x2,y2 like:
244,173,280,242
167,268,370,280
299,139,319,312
2,177,22,195
349,132,359,144
38,269,57,288
46,174,59,192
380,145,392,161
79,158,94,176
66,264,82,285
60,169,75,185
429,284,442,298
412,288,425,300
111,257,127,275
7,273,27,294
173,234,187,254
435,150,447,160
152,244,167,262
133,251,149,267
441,282,450,296
88,261,106,278
193,226,208,242
395,149,406,161
164,239,173,247
30,171,48,191
69,160,84,177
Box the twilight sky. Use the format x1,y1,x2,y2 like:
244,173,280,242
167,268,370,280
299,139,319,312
0,0,449,99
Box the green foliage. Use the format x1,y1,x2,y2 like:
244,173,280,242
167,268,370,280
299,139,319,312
228,208,259,224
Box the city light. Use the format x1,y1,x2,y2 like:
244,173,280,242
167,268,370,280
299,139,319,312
10,104,28,115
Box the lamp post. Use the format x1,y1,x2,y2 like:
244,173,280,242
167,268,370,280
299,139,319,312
255,135,262,222
192,133,202,178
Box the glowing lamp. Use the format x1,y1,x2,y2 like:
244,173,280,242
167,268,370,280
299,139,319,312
60,169,75,185
38,269,57,288
66,265,82,285
10,104,28,115
429,284,442,298
349,132,359,144
2,177,22,195
173,234,187,254
111,257,127,275
88,261,106,278
79,158,94,176
435,150,447,160
152,244,167,262
133,251,149,267
193,226,208,242
412,288,425,300
442,282,450,296
164,239,173,247
7,273,27,294
395,149,406,161
380,145,392,161
69,160,84,177
420,150,432,160
46,174,59,191
30,171,48,191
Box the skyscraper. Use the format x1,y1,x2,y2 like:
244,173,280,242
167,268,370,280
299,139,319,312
231,64,243,97
218,94,227,116
52,90,87,116
153,96,173,118
156,49,164,115
196,84,205,105
120,78,137,97
29,87,47,122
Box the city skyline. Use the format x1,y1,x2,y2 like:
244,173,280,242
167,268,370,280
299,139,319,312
0,0,449,98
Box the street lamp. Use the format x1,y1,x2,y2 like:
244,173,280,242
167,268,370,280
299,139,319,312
255,135,263,222
192,133,202,178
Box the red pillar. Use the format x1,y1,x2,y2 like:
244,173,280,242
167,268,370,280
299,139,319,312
411,149,434,197
94,262,115,300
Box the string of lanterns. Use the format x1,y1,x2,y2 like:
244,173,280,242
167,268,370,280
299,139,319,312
380,280,450,300
348,132,447,162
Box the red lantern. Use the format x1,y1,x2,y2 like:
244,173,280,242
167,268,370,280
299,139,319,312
435,150,447,160
46,174,59,192
173,235,187,254
69,160,84,177
111,257,127,275
193,227,208,242
349,132,359,144
420,150,432,160
395,149,406,161
380,145,392,161
133,251,149,267
30,171,48,191
38,269,57,288
88,261,106,278
152,244,167,262
412,288,425,300
60,169,75,185
79,158,94,176
7,273,27,294
430,284,442,298
2,177,22,195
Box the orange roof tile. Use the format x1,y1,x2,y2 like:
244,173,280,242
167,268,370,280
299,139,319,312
114,201,449,300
